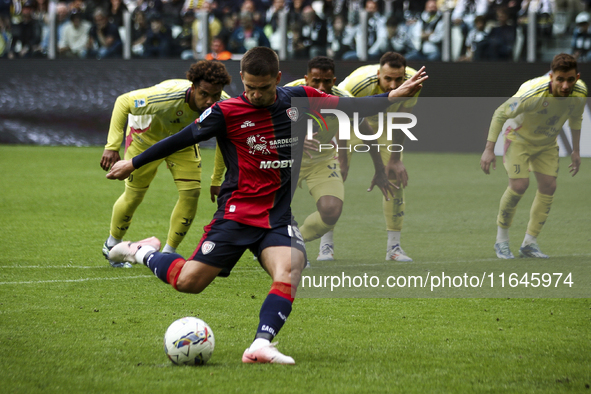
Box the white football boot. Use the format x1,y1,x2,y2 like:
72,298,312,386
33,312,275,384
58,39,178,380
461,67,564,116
385,244,413,262
494,241,515,259
242,343,295,365
102,239,132,268
317,243,334,261
519,243,548,258
108,237,162,265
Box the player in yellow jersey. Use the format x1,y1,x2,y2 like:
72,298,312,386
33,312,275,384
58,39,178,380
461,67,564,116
100,61,232,267
285,57,356,262
338,52,422,262
481,53,587,259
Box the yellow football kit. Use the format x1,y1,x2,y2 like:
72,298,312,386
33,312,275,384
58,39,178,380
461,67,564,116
282,79,353,242
338,65,419,164
338,65,420,233
488,75,587,237
488,76,587,179
106,79,230,248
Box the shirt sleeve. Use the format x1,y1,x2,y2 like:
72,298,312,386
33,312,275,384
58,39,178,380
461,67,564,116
105,93,131,151
131,103,225,169
131,125,197,168
302,85,391,118
568,97,586,130
211,143,226,187
487,96,538,142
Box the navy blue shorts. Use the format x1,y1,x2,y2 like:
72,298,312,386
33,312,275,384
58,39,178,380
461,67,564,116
189,219,307,277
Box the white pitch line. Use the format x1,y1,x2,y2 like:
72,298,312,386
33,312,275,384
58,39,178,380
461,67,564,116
0,275,153,285
0,266,111,269
0,265,262,271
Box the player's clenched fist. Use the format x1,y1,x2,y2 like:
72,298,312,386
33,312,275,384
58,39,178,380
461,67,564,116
106,159,135,180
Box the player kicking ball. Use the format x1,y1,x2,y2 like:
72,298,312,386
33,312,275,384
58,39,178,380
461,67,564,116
106,47,428,364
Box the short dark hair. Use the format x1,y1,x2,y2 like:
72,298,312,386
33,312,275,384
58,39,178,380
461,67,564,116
186,60,232,86
240,47,279,77
379,52,406,69
307,56,335,74
551,53,578,74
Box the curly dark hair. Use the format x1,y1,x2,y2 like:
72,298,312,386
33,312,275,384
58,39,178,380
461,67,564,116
186,60,232,87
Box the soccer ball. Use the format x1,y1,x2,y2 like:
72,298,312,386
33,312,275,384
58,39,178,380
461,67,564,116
163,317,215,365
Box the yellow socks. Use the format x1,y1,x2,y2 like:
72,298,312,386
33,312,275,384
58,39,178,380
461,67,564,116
496,187,523,229
526,191,553,237
110,185,148,239
384,188,404,232
300,211,334,242
167,188,200,248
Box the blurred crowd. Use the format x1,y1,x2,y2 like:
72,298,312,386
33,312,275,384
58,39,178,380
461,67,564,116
1,0,591,61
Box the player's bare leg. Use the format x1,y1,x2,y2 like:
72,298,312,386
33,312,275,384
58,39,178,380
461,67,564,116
109,237,222,291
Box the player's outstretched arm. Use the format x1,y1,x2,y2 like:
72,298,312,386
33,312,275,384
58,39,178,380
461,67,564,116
100,149,121,171
480,141,497,175
106,159,135,180
108,125,199,181
388,66,428,100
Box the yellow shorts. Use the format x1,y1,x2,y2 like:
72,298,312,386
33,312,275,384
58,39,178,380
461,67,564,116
503,139,559,179
124,139,202,188
299,157,344,203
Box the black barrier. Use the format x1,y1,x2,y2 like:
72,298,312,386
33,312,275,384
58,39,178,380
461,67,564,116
1,59,589,152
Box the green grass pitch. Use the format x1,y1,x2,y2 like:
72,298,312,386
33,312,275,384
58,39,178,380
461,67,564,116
0,145,589,393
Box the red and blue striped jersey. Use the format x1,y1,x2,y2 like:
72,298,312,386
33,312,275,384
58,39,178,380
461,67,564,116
132,85,391,229
195,85,336,228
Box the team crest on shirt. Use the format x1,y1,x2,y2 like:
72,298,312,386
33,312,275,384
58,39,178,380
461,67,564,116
286,107,299,121
176,110,183,116
201,241,215,255
246,134,271,155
